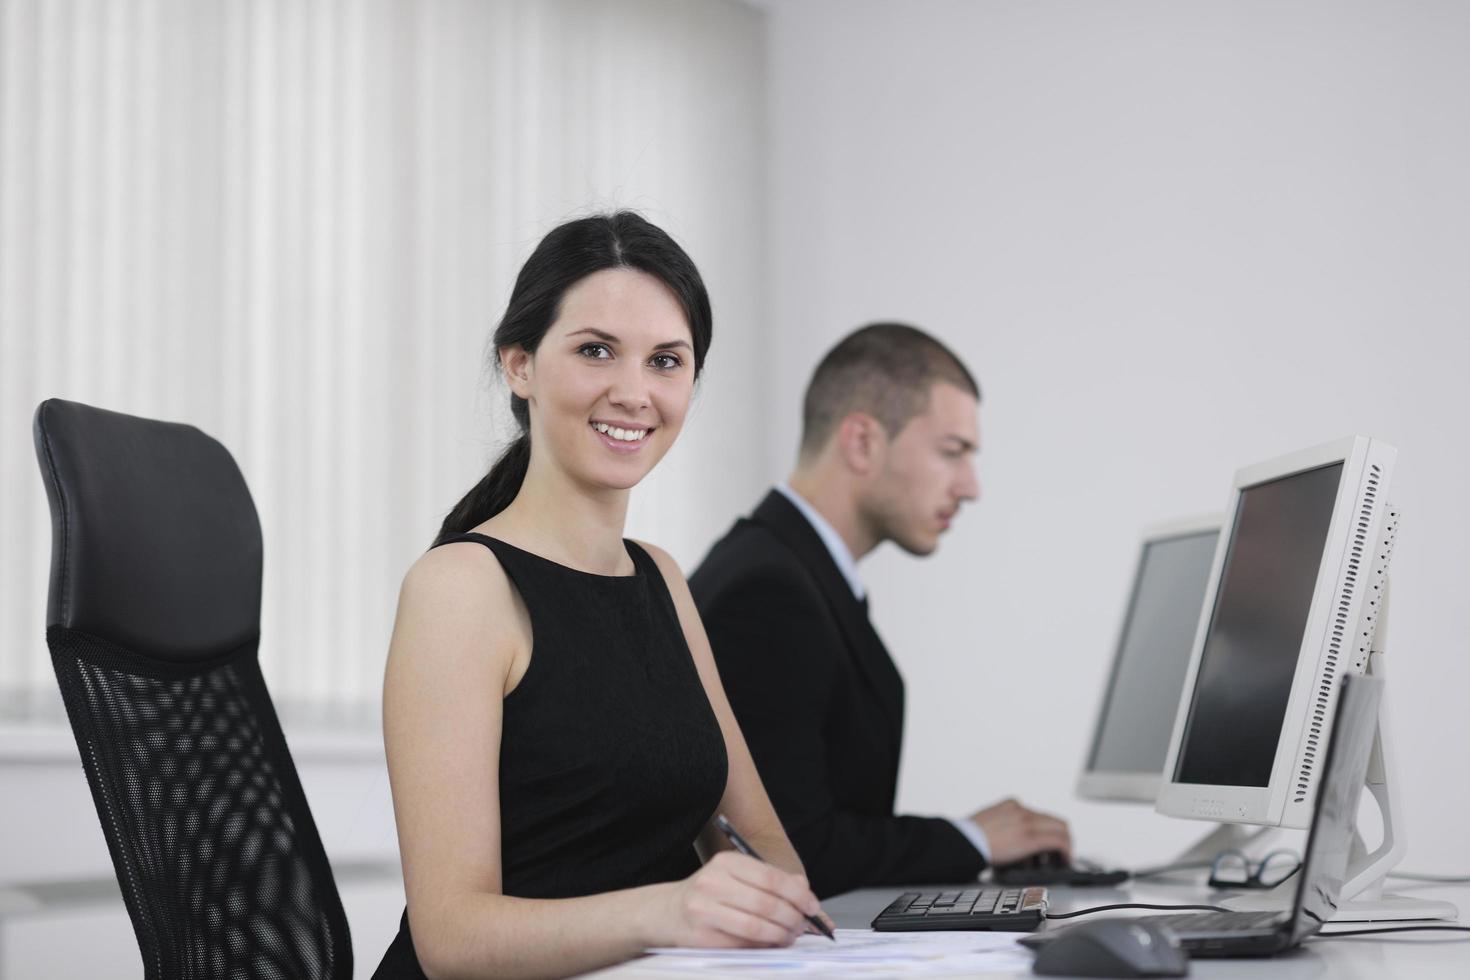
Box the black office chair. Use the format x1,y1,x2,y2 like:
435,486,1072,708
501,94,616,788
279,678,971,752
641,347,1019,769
32,398,352,980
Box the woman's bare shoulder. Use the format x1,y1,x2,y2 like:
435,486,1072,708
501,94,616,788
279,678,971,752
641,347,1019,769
394,541,519,648
629,538,685,586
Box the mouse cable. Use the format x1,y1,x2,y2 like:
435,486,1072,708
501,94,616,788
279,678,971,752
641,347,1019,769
1044,903,1229,920
1312,925,1470,938
1387,871,1470,883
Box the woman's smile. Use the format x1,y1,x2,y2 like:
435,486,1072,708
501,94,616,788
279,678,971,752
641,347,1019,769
589,419,655,453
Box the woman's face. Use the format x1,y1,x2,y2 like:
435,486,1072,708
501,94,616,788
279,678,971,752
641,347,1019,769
507,267,697,493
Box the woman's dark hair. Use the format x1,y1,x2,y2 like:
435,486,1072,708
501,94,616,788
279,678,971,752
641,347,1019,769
435,212,712,544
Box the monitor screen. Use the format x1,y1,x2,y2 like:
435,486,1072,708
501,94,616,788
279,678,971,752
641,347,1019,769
1173,462,1344,787
1087,529,1219,777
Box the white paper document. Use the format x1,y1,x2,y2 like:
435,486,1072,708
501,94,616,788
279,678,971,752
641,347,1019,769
640,928,1034,976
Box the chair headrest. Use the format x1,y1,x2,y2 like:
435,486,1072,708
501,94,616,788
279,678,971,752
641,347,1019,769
33,399,263,661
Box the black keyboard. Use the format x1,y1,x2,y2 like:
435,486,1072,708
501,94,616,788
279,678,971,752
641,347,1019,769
872,886,1049,932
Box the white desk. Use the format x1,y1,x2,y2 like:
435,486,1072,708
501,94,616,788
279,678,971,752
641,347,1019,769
586,877,1470,978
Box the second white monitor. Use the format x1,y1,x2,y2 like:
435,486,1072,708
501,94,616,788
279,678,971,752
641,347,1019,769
1077,518,1221,804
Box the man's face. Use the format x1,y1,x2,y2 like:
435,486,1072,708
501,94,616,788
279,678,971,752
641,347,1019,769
863,382,981,555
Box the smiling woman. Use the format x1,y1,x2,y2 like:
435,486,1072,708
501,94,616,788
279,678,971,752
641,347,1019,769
499,265,702,505
375,214,828,980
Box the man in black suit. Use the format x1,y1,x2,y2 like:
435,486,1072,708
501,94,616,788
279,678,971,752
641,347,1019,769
690,323,1071,898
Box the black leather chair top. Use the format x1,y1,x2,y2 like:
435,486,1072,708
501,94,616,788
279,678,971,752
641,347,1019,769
33,398,263,662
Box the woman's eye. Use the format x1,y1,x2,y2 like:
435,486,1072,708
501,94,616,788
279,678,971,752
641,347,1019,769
651,353,683,370
578,343,612,359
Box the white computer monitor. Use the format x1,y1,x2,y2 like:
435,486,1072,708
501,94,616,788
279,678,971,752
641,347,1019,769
1156,436,1396,831
1076,517,1221,804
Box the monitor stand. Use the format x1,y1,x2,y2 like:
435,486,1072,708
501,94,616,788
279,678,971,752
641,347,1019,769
1166,822,1277,869
1331,641,1455,921
1225,582,1456,923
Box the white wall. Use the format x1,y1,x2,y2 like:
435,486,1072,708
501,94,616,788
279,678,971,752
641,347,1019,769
0,0,767,715
765,0,1470,870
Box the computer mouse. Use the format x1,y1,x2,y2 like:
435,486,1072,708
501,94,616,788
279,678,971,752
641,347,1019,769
994,850,1131,887
994,849,1066,879
1030,849,1067,871
1031,919,1188,978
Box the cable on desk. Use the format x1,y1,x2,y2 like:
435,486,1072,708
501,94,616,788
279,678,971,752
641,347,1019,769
1312,925,1470,938
1044,903,1229,920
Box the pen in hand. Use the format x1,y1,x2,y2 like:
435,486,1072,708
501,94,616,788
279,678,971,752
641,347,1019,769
715,814,837,941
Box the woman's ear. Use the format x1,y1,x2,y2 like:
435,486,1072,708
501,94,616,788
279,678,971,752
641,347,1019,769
501,346,533,399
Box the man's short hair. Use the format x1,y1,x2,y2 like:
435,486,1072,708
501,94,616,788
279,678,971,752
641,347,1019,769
799,322,980,458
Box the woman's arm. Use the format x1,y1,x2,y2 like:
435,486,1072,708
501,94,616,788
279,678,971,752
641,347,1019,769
636,541,812,878
383,544,822,980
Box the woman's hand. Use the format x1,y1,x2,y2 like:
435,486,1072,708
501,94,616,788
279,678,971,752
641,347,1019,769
650,851,823,948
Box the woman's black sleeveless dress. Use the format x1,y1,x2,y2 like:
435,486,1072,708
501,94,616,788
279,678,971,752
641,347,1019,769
372,535,730,978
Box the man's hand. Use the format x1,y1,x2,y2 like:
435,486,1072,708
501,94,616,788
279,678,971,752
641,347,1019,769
969,798,1072,865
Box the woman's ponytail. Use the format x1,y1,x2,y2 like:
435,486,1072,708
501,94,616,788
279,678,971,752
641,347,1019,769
434,430,531,546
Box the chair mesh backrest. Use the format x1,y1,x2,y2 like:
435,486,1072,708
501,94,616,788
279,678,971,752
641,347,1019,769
49,627,352,980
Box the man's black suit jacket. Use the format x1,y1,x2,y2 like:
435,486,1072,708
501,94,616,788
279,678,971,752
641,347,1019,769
689,490,984,898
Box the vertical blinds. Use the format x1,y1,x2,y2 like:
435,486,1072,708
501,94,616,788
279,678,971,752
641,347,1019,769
0,0,767,720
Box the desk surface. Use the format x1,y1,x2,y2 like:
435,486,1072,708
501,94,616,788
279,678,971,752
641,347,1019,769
585,877,1469,978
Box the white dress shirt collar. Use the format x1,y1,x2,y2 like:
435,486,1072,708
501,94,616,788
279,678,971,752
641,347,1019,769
775,483,866,601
